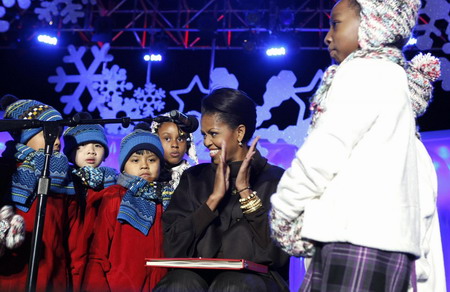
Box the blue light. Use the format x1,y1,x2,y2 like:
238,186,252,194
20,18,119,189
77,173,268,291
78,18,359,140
266,47,286,56
144,54,162,62
37,34,58,45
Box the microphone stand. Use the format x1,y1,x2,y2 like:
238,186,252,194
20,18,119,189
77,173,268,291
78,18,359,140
0,116,152,292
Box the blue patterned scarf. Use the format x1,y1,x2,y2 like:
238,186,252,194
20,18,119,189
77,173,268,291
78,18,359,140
11,143,74,212
72,165,118,191
117,173,173,235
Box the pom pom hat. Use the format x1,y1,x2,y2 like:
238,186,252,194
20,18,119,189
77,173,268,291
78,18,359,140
1,95,63,144
357,0,421,49
119,123,164,171
63,112,109,160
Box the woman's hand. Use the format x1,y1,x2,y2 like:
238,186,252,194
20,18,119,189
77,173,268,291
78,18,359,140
206,141,230,211
235,136,260,198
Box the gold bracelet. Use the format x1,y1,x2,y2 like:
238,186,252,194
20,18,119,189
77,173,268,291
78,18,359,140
240,197,261,210
243,201,263,214
239,191,257,203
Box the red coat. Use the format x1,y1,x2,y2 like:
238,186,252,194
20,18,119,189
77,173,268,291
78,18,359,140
69,189,104,292
82,185,167,292
0,194,75,292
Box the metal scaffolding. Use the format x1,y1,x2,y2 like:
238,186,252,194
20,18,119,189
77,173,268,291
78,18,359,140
1,0,334,51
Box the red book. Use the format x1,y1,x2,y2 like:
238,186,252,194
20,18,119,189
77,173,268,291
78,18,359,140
145,257,268,274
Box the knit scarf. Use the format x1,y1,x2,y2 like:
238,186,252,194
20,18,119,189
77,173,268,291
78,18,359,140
310,47,406,128
117,173,173,235
72,165,118,191
11,143,74,212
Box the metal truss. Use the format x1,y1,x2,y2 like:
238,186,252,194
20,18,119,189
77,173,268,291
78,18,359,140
1,0,334,51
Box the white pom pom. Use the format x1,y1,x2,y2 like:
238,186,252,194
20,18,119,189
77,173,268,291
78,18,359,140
5,215,25,249
410,53,441,81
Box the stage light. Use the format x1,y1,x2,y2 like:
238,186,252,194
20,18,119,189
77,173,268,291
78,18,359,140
266,47,286,56
144,54,162,62
37,34,58,45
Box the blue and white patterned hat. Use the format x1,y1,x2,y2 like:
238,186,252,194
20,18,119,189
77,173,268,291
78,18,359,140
1,96,63,144
63,113,109,161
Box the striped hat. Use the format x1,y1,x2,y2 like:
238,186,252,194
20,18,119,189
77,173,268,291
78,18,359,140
119,123,164,171
357,0,421,49
1,96,63,144
63,112,109,161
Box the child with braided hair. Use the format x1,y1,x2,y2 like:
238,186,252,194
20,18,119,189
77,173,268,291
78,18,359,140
269,0,443,291
63,112,118,291
0,95,75,292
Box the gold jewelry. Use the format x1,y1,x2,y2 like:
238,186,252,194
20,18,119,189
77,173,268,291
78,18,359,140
242,201,263,214
239,191,256,203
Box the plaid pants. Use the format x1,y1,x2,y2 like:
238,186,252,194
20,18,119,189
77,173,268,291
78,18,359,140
300,242,413,292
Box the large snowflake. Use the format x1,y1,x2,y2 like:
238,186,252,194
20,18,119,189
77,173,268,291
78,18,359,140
415,0,450,91
35,0,96,24
133,83,166,118
48,44,115,114
92,64,133,111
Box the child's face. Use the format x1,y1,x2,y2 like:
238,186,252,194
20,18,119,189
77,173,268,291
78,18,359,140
26,131,61,152
73,143,105,168
324,0,360,64
124,150,160,182
158,122,188,166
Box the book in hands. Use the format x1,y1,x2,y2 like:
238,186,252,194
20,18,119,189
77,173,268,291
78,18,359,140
145,258,268,274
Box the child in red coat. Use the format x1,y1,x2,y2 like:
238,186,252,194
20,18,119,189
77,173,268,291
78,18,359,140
63,112,118,291
82,123,173,292
0,95,75,292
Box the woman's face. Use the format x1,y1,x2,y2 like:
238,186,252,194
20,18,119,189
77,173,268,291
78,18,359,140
201,113,246,164
157,122,188,166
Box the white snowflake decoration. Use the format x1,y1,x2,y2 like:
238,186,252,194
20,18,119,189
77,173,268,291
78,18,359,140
48,44,114,113
92,64,133,109
102,94,140,135
133,83,166,118
35,0,87,24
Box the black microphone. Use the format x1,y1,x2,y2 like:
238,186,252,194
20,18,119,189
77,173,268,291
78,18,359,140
169,110,199,133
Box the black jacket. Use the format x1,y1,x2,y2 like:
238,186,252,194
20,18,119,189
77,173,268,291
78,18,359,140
162,151,290,279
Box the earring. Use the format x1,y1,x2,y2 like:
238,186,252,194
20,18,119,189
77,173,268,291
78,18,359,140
238,140,243,147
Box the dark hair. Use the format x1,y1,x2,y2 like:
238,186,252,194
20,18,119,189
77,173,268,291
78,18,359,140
201,88,257,143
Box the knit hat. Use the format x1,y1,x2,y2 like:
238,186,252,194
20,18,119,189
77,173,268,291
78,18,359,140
357,0,421,49
355,0,440,117
0,95,63,144
119,123,164,171
63,112,109,161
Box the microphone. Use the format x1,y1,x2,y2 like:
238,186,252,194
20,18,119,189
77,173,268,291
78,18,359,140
169,110,199,133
